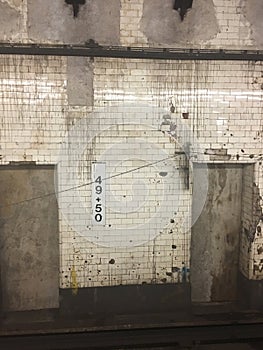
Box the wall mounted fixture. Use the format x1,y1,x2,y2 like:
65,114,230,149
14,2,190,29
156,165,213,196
65,0,86,18
173,0,193,21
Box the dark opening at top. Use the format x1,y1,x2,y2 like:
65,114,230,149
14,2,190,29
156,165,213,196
173,0,193,21
65,0,86,18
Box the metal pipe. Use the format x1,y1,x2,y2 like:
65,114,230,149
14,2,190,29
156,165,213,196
0,43,262,61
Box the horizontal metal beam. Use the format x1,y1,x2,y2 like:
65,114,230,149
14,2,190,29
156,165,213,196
0,43,263,61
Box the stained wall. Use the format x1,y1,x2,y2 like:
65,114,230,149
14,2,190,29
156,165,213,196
0,0,262,310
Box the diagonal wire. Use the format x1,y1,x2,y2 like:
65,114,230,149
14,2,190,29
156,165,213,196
0,150,261,210
0,155,176,210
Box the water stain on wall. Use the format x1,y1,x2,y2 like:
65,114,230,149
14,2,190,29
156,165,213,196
140,0,219,46
27,0,120,44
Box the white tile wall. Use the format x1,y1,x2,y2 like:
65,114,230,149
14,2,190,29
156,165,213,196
0,54,262,287
0,0,263,288
58,104,192,288
0,55,68,164
59,57,263,287
120,0,148,46
211,0,253,48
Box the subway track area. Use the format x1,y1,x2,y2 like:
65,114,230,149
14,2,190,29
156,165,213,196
0,321,263,350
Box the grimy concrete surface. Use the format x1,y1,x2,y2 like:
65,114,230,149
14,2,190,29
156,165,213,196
27,0,120,44
191,164,243,303
140,0,219,45
0,166,59,311
0,1,21,40
242,0,263,48
67,57,94,106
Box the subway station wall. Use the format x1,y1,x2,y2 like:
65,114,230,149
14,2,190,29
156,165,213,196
0,55,262,292
0,0,262,300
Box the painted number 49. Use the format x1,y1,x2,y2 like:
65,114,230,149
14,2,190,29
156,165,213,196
92,163,105,225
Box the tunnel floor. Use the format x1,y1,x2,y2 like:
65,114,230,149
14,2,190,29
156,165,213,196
0,307,263,350
1,304,263,333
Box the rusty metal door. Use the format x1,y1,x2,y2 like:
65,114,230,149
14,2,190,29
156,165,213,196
191,164,243,303
0,165,59,311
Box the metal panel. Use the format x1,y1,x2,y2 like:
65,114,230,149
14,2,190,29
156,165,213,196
0,43,262,61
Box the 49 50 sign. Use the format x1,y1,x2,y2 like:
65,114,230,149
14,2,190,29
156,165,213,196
91,162,106,225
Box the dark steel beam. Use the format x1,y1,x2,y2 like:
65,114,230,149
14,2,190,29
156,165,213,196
0,43,263,61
